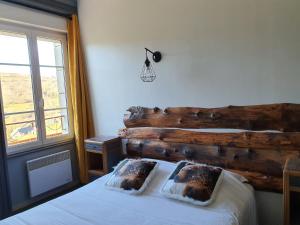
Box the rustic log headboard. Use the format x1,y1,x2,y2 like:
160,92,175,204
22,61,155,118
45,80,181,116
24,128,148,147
119,103,300,192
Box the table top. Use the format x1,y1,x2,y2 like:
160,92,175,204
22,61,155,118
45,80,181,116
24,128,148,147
285,158,300,173
85,136,120,144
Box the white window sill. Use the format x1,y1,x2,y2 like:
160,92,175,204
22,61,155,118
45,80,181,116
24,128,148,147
6,137,75,158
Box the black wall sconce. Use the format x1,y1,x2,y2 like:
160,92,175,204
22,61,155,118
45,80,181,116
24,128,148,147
140,48,162,82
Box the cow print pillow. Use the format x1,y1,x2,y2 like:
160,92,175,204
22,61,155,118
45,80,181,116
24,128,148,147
161,161,223,206
105,159,159,194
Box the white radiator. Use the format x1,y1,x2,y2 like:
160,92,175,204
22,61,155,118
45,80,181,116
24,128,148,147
27,150,73,197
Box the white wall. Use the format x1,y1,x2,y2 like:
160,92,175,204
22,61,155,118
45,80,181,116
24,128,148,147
78,0,300,136
78,1,300,224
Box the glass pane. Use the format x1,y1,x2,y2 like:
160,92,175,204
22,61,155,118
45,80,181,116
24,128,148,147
37,38,63,66
5,112,37,146
0,31,30,64
0,65,35,113
45,109,69,138
40,67,67,109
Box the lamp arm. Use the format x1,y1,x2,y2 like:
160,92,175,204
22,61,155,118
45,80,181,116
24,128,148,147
145,48,154,54
144,48,162,63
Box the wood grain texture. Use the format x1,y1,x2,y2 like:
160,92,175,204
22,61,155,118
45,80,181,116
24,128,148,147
121,104,300,192
124,138,300,191
120,128,300,150
125,139,283,192
124,103,300,131
228,169,282,192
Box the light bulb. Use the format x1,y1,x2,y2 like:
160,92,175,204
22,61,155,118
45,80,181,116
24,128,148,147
140,58,156,82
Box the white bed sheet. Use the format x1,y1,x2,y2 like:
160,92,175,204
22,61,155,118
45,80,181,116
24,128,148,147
0,159,257,225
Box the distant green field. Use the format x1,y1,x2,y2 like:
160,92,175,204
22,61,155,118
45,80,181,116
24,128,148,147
0,73,65,146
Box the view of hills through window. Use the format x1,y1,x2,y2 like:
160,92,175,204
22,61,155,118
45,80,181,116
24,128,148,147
0,30,69,147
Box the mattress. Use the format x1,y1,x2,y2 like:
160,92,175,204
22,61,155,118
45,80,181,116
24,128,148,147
0,159,257,225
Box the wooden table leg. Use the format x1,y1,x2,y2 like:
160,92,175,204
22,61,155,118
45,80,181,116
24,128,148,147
284,171,290,225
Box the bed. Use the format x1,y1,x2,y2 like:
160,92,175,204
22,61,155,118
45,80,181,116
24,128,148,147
2,103,300,225
0,159,257,225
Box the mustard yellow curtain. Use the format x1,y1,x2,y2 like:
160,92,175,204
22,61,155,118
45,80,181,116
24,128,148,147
67,15,95,183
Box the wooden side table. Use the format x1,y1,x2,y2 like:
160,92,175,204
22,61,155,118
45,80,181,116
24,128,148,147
85,136,124,181
284,158,300,225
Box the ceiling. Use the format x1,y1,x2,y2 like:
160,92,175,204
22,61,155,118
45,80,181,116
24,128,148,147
1,0,77,17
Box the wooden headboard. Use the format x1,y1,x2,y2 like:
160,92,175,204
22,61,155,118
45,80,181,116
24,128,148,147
119,103,300,192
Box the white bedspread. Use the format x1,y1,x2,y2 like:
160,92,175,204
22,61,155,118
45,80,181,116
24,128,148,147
0,159,257,225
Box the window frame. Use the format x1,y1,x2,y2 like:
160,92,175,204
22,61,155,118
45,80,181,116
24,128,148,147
0,22,74,155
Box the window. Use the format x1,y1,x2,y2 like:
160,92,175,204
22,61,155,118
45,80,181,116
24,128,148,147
0,23,73,153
